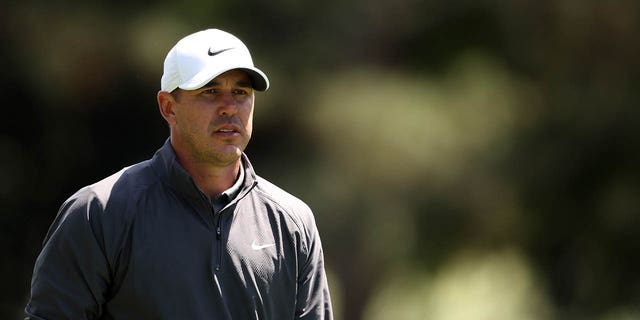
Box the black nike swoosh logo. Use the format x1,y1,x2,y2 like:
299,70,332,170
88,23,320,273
208,47,233,56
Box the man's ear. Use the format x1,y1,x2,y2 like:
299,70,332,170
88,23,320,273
157,91,177,125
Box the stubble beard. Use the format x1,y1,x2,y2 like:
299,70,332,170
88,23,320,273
200,135,250,167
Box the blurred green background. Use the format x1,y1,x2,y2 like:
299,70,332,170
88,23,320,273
2,0,639,319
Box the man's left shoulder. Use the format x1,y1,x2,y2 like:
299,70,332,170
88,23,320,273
256,176,311,213
256,176,315,229
250,176,322,254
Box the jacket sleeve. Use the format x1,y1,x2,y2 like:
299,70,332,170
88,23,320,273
295,206,334,320
25,190,112,320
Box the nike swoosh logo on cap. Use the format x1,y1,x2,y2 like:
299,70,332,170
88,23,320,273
208,47,233,56
251,240,275,250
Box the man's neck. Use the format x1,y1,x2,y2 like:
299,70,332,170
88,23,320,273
187,160,240,199
174,151,241,198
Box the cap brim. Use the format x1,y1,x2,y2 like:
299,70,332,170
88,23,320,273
240,68,269,92
179,66,269,92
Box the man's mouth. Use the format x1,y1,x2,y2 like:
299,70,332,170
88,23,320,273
214,125,241,137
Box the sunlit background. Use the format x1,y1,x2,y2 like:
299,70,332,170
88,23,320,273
2,1,640,319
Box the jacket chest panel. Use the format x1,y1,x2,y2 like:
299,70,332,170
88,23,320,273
218,205,298,292
122,206,217,305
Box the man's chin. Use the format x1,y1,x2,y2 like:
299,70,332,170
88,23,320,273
206,148,243,166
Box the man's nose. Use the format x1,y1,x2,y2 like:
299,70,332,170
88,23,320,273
217,93,238,117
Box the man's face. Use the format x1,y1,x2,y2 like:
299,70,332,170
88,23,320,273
169,69,255,167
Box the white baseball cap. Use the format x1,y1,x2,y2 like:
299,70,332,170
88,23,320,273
161,29,269,92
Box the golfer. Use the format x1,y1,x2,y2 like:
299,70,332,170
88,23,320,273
25,28,333,319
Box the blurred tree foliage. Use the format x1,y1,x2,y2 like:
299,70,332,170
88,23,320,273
2,0,639,319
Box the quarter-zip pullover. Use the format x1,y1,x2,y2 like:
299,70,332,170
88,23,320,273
26,139,333,319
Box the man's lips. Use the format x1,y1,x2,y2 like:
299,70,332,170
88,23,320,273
213,124,242,136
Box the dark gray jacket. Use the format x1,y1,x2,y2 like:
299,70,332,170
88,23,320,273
26,139,333,319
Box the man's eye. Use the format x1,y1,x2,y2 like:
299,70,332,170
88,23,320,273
233,89,248,95
203,89,217,94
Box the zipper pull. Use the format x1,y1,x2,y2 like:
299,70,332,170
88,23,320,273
216,226,222,240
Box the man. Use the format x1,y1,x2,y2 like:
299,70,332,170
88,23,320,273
25,29,333,319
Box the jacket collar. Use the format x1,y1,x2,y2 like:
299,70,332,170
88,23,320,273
150,138,258,206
